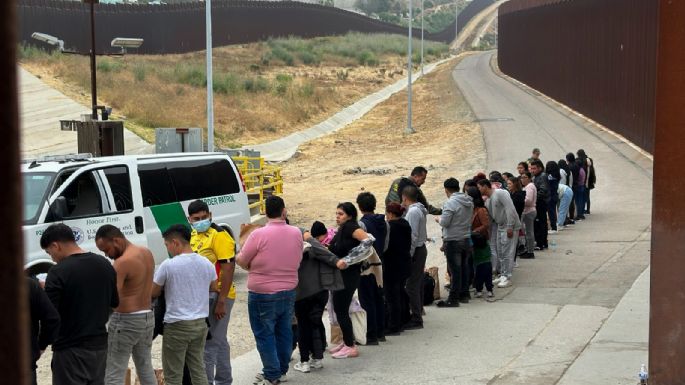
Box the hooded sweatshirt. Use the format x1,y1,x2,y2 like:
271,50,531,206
439,192,474,241
360,213,388,255
404,202,428,256
485,189,522,231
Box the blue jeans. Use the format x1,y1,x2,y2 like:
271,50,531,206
557,188,574,228
574,185,586,218
248,290,296,382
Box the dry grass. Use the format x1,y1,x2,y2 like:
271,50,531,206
19,33,449,147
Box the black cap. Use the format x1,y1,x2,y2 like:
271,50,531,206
310,221,327,238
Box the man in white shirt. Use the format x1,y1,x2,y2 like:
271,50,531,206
152,224,217,385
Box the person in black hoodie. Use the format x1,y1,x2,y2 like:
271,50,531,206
566,153,580,221
293,222,345,373
357,192,388,345
382,203,413,335
28,276,60,385
530,160,550,250
545,161,561,232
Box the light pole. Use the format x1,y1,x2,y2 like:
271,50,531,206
206,0,215,152
406,0,415,134
86,0,98,120
455,0,459,47
420,0,424,76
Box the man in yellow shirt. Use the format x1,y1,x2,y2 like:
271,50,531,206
188,200,236,385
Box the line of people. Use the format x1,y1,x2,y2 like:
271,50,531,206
29,153,595,385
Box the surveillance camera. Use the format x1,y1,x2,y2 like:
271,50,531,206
111,38,144,49
31,32,64,51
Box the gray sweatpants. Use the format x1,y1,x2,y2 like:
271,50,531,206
205,297,235,385
105,311,156,385
522,210,537,253
495,226,518,278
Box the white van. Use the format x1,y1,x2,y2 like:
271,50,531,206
22,153,250,275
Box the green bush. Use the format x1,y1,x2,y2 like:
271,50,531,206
357,51,379,66
243,76,270,93
271,46,294,66
173,64,206,87
213,73,240,94
97,58,124,73
132,63,147,82
298,51,320,65
276,74,293,83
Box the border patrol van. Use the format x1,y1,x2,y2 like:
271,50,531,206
22,153,250,275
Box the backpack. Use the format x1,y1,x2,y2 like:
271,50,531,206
423,272,436,305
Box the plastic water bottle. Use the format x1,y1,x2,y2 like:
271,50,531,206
550,239,557,252
639,364,648,384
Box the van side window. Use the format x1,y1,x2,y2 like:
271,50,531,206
102,166,133,211
167,159,240,201
50,171,104,220
138,164,177,207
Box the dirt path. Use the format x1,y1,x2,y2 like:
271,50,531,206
35,54,486,385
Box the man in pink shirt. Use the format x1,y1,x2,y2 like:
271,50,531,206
236,196,302,385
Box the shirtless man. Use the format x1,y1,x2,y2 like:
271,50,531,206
95,224,157,385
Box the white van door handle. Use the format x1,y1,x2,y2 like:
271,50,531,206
135,216,144,234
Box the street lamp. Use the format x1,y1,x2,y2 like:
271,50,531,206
406,0,415,134
30,32,64,51
420,0,424,76
111,37,144,54
31,29,143,122
206,0,215,152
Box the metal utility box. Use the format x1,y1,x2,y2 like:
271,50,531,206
155,128,203,153
68,120,124,156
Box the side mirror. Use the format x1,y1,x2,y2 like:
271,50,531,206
47,196,68,222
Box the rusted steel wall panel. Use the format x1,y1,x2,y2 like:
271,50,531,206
16,0,493,54
498,0,657,153
650,0,685,383
0,0,29,383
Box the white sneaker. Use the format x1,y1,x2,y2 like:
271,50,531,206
514,261,519,268
487,291,494,298
492,276,502,285
294,361,311,373
474,291,483,298
497,276,511,288
310,358,324,369
548,230,558,234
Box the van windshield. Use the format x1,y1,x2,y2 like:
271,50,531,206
23,172,55,225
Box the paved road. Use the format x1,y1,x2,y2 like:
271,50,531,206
230,51,652,384
19,68,152,158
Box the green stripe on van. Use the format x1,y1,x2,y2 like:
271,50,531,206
149,202,188,233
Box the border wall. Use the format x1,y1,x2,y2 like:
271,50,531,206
17,0,493,54
498,0,657,153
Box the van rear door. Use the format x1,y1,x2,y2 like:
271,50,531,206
26,159,145,268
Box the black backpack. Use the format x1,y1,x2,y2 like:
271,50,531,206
423,272,436,305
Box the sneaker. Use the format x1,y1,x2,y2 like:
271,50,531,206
254,373,287,384
474,291,483,298
310,359,324,369
534,246,542,251
548,230,558,234
331,345,359,359
487,291,494,298
436,300,460,307
520,252,535,259
378,336,386,342
492,276,502,285
459,295,470,304
254,380,279,385
497,276,511,288
329,342,345,354
365,338,379,346
514,261,519,268
293,361,310,373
